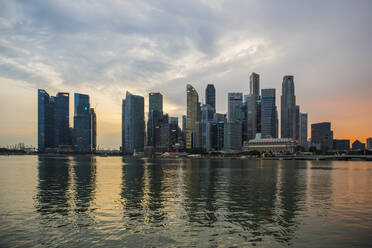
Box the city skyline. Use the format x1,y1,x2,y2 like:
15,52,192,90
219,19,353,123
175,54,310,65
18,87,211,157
1,0,372,148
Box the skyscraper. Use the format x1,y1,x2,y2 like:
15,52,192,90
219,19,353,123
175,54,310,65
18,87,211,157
147,92,164,147
295,105,300,141
281,75,296,139
245,94,257,140
74,93,91,152
205,84,216,112
250,72,260,97
122,91,145,154
367,138,372,150
227,92,243,122
299,113,308,148
261,88,277,138
201,104,214,151
38,89,54,151
90,108,97,152
53,92,70,147
186,84,199,149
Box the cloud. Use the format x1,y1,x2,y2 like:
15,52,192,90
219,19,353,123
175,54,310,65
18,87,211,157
0,0,371,147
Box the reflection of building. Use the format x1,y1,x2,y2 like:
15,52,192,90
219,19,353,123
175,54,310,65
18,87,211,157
243,134,297,153
333,139,350,151
352,140,365,151
122,91,145,154
311,122,333,151
281,75,296,139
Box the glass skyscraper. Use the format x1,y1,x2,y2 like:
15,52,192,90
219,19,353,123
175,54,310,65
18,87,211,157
38,89,54,151
74,93,90,152
205,84,216,112
281,75,296,139
53,92,70,147
147,93,164,147
122,91,145,154
186,84,199,149
261,88,277,138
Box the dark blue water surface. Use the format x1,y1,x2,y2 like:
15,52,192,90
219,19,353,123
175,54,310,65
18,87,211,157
0,155,371,247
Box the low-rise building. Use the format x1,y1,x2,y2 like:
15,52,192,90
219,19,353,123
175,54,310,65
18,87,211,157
243,133,297,154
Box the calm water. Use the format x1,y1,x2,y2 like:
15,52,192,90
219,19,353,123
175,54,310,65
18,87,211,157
0,156,371,247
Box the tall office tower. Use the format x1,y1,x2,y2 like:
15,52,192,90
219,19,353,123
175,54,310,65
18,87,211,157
245,94,257,140
201,104,215,151
169,117,178,125
281,75,296,139
186,84,199,149
295,105,300,140
311,122,333,151
122,91,145,154
367,137,372,150
299,113,308,148
53,92,70,147
224,122,242,151
38,89,54,151
227,93,243,122
147,92,163,147
182,115,186,141
205,84,216,112
89,108,97,152
261,89,277,138
216,122,224,150
274,107,279,138
250,72,260,97
74,93,91,152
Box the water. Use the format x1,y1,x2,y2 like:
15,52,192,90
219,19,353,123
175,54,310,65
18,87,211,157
0,156,371,247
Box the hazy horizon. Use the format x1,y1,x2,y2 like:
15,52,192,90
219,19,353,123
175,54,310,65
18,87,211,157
1,0,371,148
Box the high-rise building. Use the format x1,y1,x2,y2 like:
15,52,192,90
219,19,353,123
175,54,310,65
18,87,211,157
38,89,54,151
149,92,163,113
299,113,308,148
74,93,91,152
227,92,243,122
281,75,296,139
295,105,300,141
261,89,277,138
201,104,215,151
250,72,260,98
122,91,145,154
53,92,70,147
367,138,372,150
311,122,333,151
186,84,199,149
147,92,164,147
89,108,97,152
224,122,242,151
245,94,257,140
205,84,216,112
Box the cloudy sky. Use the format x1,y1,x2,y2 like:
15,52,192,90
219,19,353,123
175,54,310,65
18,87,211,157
0,0,371,148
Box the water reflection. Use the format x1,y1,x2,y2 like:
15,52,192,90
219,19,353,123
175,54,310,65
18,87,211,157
36,156,72,216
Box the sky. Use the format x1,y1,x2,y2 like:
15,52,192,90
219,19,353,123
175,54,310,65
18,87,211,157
0,0,371,149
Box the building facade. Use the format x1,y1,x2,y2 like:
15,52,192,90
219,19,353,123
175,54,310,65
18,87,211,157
333,139,350,151
299,113,308,148
147,92,164,147
227,92,243,122
281,75,296,139
224,122,242,151
89,108,97,152
261,88,277,138
38,89,54,151
311,122,333,151
250,72,260,97
74,93,91,152
186,84,199,149
367,138,372,150
205,84,216,112
122,91,145,154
